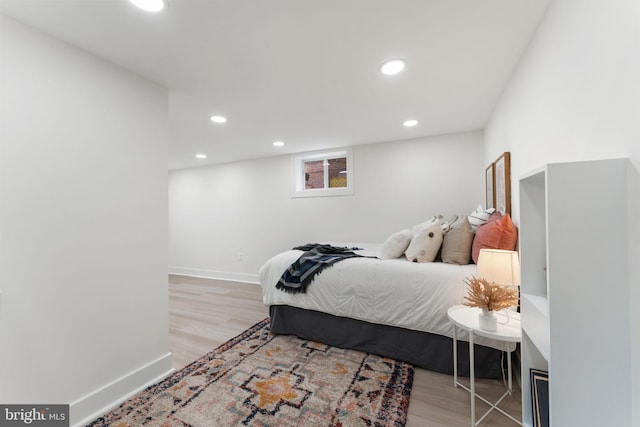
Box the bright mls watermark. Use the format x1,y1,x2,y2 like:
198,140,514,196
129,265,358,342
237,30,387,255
0,405,69,426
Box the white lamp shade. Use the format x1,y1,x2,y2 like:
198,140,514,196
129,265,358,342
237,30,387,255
477,249,521,287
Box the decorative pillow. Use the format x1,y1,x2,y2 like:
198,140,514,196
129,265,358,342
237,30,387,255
411,215,440,234
380,229,412,259
405,221,444,263
468,205,496,231
471,213,518,263
441,216,474,265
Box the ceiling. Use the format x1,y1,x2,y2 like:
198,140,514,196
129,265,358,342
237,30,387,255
0,0,549,170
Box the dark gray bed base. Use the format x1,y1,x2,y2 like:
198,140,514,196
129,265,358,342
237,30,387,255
269,305,503,378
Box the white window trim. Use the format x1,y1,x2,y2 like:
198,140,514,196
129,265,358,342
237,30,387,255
291,147,354,198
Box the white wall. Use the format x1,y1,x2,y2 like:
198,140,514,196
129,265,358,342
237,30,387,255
169,131,484,281
485,0,640,424
0,16,170,424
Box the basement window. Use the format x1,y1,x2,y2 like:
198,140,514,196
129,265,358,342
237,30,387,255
292,148,353,197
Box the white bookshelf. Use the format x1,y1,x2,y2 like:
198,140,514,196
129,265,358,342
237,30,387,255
519,158,631,427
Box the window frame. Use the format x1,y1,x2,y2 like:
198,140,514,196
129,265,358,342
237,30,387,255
291,147,354,198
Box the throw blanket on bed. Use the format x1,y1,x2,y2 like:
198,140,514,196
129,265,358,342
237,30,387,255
276,243,366,294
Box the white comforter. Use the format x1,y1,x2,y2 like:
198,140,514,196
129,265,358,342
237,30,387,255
259,243,515,351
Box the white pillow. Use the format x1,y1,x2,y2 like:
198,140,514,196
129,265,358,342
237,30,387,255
380,229,412,259
467,205,496,231
411,215,440,234
405,221,444,263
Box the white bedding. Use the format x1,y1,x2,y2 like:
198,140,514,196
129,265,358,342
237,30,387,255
259,243,515,352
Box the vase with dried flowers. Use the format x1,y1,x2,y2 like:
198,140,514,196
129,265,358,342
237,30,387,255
463,276,519,331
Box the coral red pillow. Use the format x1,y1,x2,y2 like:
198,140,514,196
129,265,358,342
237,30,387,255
471,213,518,263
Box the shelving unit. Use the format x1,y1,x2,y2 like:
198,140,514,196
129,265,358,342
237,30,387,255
519,165,549,427
519,158,631,427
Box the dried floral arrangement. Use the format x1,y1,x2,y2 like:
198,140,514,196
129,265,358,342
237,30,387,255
463,276,519,311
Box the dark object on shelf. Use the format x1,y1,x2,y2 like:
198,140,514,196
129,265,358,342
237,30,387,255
531,368,549,427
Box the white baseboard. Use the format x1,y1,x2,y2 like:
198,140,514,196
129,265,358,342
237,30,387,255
70,353,173,427
168,266,260,285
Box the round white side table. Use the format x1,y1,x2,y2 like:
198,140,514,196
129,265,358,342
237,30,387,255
447,305,522,426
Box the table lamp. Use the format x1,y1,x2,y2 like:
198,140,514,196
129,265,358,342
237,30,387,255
475,249,520,330
477,248,520,288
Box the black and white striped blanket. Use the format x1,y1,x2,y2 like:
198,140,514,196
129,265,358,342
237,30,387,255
276,243,366,294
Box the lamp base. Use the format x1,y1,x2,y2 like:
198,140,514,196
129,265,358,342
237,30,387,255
479,309,497,331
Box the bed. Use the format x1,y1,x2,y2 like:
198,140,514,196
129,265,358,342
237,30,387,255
259,242,516,378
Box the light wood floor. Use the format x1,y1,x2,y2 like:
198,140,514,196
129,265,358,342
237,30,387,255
169,275,521,427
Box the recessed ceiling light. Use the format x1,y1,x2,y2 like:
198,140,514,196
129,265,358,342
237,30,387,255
380,59,405,76
273,141,285,147
403,119,419,127
195,153,207,159
129,0,165,13
210,115,227,124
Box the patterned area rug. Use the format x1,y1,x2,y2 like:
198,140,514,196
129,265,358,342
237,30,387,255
88,318,414,426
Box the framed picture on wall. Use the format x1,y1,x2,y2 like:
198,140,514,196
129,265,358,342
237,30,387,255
494,152,511,215
485,163,495,209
